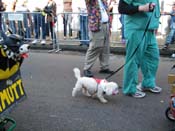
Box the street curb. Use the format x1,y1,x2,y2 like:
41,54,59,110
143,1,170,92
30,44,174,57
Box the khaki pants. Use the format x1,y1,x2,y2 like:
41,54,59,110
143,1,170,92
84,23,110,71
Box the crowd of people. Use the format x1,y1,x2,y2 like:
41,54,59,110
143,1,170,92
0,0,122,45
0,0,57,46
0,0,174,46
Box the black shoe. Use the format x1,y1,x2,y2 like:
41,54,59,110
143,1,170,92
162,45,169,50
83,70,93,77
99,69,114,74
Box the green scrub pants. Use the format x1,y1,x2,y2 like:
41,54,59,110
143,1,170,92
123,30,160,94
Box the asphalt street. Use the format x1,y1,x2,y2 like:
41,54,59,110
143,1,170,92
7,50,175,131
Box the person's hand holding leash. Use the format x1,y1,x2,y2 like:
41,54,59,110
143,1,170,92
139,2,155,12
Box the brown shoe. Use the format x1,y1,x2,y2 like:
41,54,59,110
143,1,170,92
162,44,169,50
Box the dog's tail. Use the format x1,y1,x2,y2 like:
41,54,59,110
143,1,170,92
73,68,81,79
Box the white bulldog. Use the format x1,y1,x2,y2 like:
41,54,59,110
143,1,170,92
72,68,119,103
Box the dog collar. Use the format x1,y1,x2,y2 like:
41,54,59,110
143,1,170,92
93,78,103,84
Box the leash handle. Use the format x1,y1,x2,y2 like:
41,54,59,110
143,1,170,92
105,9,155,80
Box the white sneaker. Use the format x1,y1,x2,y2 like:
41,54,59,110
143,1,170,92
137,83,162,93
171,53,175,58
131,90,146,98
41,40,46,44
136,83,143,91
32,39,39,44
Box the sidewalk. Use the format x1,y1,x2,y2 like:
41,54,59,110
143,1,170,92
29,38,175,57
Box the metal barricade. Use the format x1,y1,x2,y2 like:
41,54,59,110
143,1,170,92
1,11,59,52
0,11,168,50
55,12,89,47
56,12,124,47
56,12,167,47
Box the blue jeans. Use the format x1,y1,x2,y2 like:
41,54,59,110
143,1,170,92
119,15,125,40
9,21,17,34
165,28,175,45
46,22,57,48
33,13,46,39
23,14,31,39
80,15,89,45
16,11,31,38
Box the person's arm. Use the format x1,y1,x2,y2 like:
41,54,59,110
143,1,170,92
118,0,155,15
118,0,139,14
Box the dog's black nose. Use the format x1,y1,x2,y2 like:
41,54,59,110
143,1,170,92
27,45,30,49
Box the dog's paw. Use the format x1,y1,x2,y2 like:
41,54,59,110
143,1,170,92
99,98,108,103
72,91,76,97
101,99,108,103
84,92,91,97
85,94,91,97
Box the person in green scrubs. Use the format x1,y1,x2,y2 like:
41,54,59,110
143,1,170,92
118,0,162,98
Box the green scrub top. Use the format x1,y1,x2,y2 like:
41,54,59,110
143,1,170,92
123,0,160,31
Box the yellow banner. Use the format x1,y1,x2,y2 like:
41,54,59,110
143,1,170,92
0,70,26,116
